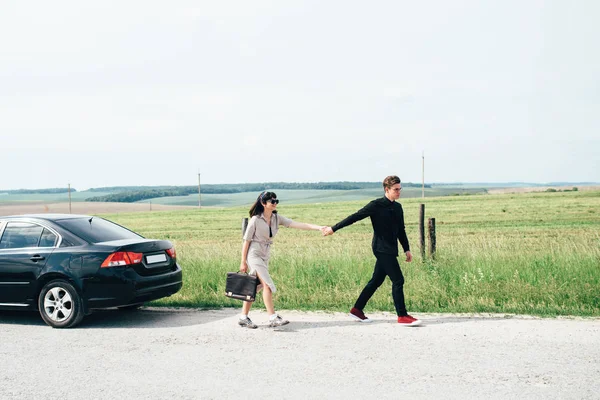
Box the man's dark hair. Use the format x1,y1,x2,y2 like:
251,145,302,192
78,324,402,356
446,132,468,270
383,175,401,190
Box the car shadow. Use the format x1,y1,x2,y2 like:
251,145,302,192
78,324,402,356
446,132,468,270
0,307,239,329
78,307,239,329
0,310,47,326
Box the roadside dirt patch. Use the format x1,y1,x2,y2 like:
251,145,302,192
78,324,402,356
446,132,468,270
0,201,197,215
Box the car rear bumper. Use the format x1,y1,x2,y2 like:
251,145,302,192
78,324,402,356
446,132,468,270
82,264,183,312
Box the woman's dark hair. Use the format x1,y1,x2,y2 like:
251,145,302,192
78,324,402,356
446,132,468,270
249,191,278,217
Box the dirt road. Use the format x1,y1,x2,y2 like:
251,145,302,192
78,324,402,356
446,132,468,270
1,308,598,399
0,201,196,215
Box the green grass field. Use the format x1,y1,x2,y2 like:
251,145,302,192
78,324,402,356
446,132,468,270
103,190,600,317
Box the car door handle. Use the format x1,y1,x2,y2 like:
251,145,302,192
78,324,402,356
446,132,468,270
30,255,46,262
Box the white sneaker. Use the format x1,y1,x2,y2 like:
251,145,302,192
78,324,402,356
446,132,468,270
269,315,289,327
238,317,258,329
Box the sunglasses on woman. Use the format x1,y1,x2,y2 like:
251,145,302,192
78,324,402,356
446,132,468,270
268,199,279,205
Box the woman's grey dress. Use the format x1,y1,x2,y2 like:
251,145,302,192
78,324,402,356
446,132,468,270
243,212,293,293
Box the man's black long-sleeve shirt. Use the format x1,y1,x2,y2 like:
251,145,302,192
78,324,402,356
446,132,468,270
331,196,410,256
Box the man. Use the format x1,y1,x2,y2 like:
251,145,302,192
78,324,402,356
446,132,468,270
323,175,421,326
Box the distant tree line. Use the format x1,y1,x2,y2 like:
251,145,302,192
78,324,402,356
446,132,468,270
545,187,578,193
87,188,198,203
86,181,429,203
0,188,76,194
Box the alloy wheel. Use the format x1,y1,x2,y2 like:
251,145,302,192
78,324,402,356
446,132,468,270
43,286,73,322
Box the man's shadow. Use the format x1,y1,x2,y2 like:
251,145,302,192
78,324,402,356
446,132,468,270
421,315,516,325
265,314,514,332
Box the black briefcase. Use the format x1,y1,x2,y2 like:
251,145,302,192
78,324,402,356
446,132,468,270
225,272,258,302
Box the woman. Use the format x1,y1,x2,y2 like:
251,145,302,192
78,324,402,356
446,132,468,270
239,191,324,328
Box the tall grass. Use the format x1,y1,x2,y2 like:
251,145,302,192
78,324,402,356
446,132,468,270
103,190,600,316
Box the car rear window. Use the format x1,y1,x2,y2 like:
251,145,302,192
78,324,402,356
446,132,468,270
57,217,142,243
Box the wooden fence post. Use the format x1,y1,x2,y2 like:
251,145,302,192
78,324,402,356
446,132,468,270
419,204,425,259
242,218,248,237
428,218,436,259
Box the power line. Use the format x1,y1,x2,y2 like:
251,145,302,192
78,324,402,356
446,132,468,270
422,151,425,198
197,172,201,208
68,183,72,213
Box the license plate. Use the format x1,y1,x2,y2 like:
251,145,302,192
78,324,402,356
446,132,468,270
146,254,167,264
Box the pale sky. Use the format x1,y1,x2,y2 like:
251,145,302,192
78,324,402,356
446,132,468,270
1,1,598,190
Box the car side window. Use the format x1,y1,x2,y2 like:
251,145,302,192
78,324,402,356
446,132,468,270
0,222,44,249
39,228,58,247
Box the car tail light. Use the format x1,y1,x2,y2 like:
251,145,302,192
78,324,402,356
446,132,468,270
101,251,144,268
166,247,176,259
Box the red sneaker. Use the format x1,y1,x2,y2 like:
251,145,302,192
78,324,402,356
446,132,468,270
349,307,372,323
397,315,422,326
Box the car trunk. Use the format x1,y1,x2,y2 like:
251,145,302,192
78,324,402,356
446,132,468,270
98,239,176,276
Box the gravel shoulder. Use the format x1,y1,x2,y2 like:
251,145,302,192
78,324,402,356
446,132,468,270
1,308,599,400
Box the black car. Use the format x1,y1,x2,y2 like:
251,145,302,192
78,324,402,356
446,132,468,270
0,214,182,328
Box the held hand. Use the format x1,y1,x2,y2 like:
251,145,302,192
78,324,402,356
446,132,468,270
240,260,248,273
405,251,413,263
321,226,334,236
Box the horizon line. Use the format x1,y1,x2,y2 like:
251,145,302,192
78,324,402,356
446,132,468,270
2,181,599,192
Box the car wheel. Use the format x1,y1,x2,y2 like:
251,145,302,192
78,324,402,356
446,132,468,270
38,280,84,329
117,303,144,311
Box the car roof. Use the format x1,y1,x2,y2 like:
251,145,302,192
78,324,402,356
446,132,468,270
0,214,93,221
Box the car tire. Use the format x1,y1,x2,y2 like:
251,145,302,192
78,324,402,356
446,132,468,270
38,280,84,329
117,303,144,311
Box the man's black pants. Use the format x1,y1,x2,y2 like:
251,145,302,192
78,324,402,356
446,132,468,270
353,252,407,316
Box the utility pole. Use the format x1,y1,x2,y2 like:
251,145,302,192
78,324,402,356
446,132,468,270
422,151,425,198
197,172,201,208
68,183,72,214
